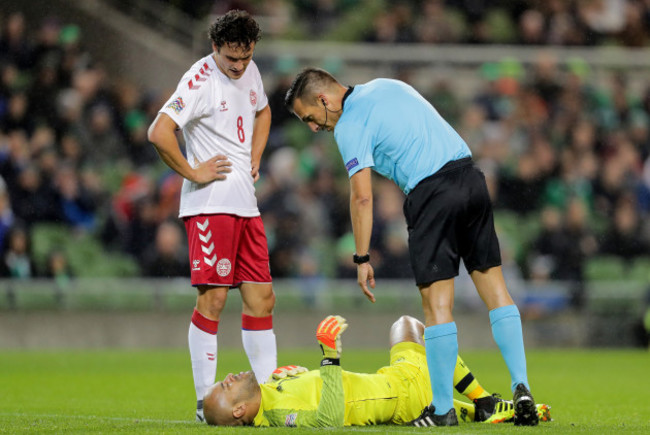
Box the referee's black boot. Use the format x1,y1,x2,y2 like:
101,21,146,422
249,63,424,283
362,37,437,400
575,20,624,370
408,404,459,427
513,383,539,426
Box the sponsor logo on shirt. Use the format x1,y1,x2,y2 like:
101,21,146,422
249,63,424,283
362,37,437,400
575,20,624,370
345,158,359,172
285,413,297,427
250,90,257,106
219,100,228,112
167,97,185,114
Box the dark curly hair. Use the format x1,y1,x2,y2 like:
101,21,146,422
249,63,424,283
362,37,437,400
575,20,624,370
208,10,261,50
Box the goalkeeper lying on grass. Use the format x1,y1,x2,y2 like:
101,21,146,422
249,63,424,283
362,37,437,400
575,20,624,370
202,315,550,427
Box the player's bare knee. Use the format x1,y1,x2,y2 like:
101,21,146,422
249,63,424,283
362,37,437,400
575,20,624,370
243,289,275,317
197,287,228,319
264,289,276,312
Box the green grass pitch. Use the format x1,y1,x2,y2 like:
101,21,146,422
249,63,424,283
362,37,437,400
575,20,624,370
1,349,648,434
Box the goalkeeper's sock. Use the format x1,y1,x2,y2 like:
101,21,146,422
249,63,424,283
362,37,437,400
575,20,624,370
188,308,218,402
489,304,529,392
242,314,277,384
454,355,491,400
424,322,458,416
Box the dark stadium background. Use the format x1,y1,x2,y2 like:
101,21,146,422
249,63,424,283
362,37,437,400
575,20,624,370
0,0,649,351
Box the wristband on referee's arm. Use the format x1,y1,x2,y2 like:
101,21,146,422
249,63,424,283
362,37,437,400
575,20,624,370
321,358,340,367
353,253,370,264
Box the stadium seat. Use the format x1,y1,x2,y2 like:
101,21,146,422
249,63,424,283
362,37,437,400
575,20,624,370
30,223,74,273
584,256,627,281
628,257,650,283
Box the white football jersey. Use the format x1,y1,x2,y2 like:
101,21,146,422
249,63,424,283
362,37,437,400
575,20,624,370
160,54,268,218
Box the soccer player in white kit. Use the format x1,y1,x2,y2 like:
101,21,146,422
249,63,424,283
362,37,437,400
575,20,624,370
147,10,276,422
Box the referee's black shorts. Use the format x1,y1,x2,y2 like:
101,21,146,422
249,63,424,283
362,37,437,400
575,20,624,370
403,157,502,286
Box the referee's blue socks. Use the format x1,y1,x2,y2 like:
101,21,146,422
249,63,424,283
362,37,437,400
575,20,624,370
489,304,529,392
424,322,458,416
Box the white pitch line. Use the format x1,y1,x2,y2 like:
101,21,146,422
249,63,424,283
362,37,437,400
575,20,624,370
0,412,190,425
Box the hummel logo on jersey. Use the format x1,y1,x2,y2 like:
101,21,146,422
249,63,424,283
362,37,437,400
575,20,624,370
199,230,212,243
201,242,214,255
219,100,228,112
196,219,216,266
192,259,201,270
197,219,209,232
188,63,212,90
204,255,217,266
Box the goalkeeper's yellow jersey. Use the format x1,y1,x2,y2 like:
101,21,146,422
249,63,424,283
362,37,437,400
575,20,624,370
253,342,432,427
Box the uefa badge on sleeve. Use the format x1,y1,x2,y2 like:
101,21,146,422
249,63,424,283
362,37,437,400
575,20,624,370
284,413,297,427
250,90,257,106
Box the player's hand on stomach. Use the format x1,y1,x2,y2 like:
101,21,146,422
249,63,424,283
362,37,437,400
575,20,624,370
193,154,232,183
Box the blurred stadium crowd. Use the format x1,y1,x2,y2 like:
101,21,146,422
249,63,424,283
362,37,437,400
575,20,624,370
1,2,650,300
198,0,650,46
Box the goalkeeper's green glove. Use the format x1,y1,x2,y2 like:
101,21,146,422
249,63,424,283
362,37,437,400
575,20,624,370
270,365,308,381
316,315,348,361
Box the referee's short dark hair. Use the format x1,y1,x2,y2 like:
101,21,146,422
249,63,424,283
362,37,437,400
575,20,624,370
284,67,338,111
209,10,261,49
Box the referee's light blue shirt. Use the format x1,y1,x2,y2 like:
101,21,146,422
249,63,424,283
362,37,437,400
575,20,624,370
334,79,471,194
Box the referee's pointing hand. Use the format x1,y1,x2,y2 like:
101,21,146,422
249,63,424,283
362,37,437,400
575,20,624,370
357,262,376,303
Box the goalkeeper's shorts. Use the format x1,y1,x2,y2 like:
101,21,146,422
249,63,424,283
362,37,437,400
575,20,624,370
377,342,432,425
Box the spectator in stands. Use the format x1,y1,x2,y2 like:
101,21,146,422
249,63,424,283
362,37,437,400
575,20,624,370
78,103,123,169
527,206,566,282
0,175,15,253
140,220,189,278
599,195,650,261
124,196,160,259
414,0,462,44
266,56,299,151
561,198,598,282
0,12,33,69
374,222,412,279
593,138,639,218
424,79,462,127
45,248,73,290
53,163,97,231
11,163,61,226
0,224,34,278
1,93,33,134
124,110,158,167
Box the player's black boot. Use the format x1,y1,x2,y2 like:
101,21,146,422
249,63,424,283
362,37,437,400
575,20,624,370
474,393,501,422
513,384,539,426
408,405,459,427
196,399,205,423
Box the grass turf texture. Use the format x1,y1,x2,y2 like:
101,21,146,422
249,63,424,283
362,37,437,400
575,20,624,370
1,349,648,434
